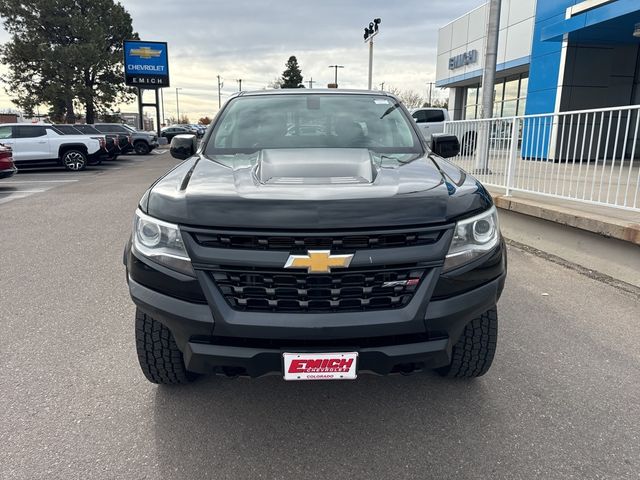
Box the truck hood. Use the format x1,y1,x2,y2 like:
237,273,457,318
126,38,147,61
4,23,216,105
145,148,492,229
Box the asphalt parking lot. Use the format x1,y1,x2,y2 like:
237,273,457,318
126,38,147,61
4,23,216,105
0,151,165,205
1,153,639,480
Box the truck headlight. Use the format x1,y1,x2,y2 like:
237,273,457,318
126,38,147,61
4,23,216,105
132,209,194,276
443,206,500,272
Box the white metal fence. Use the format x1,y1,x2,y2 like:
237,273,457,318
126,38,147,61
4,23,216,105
443,105,640,211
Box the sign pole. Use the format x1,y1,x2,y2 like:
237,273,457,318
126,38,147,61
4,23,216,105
137,87,144,130
155,88,161,137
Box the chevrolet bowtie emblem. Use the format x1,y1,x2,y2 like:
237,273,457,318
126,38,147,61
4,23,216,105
284,250,354,274
130,47,162,59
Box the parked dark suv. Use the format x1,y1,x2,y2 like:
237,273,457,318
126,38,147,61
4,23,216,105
124,90,506,384
94,123,158,155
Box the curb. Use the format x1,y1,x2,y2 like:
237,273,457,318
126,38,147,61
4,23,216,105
492,194,640,246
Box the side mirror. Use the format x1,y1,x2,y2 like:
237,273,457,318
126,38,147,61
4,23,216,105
430,133,460,159
170,134,197,160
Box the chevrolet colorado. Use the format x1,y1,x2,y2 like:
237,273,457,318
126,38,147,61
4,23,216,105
124,90,506,384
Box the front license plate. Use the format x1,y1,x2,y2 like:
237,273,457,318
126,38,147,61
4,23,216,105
283,352,358,381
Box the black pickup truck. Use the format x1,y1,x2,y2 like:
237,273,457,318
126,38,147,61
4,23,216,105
124,90,506,384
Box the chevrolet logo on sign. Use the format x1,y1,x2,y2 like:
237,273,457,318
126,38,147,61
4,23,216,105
284,250,354,274
130,47,162,59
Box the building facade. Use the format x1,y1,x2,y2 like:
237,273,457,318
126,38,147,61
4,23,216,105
436,0,640,120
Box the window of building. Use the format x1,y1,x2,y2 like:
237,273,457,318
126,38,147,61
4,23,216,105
465,86,480,120
463,73,528,119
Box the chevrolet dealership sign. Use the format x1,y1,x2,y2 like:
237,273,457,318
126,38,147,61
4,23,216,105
124,40,170,88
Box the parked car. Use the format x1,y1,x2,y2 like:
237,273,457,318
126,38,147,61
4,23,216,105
53,124,113,163
411,107,477,155
175,124,203,137
72,124,125,159
0,123,106,171
0,144,16,179
124,89,506,385
93,123,158,155
161,126,191,142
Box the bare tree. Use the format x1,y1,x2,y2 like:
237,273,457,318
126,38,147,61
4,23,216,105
385,86,424,108
267,77,283,89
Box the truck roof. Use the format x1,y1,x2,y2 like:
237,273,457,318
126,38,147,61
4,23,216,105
234,89,397,98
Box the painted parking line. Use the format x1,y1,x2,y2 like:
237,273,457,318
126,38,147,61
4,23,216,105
0,189,46,193
3,180,78,184
0,178,79,205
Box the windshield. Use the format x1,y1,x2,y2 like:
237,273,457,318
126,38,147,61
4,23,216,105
76,125,101,134
205,94,422,155
55,125,81,135
122,124,138,133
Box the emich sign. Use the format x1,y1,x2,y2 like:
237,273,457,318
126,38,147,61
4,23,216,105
448,50,478,70
124,40,170,88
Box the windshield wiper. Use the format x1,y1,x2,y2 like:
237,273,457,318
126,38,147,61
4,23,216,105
380,103,400,119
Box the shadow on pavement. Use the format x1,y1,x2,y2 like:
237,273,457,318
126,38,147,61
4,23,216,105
153,373,500,479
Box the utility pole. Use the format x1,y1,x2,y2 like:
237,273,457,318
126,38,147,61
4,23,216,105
427,82,434,107
363,18,381,90
306,77,315,89
328,65,344,87
175,87,182,121
217,75,223,109
475,0,501,173
237,79,242,92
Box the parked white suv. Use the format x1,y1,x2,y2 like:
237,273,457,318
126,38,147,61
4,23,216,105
0,124,106,171
411,108,477,155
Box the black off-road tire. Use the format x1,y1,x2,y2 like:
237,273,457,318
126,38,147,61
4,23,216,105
135,308,198,385
134,141,150,155
437,307,498,378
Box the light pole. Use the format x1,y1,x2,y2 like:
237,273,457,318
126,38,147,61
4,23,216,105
175,88,182,121
475,0,501,173
217,75,223,109
363,18,381,90
328,65,344,87
427,82,435,107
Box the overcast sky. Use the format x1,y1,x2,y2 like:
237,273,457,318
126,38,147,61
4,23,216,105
0,0,483,122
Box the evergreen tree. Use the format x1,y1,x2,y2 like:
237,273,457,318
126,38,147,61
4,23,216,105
281,56,304,89
0,0,137,123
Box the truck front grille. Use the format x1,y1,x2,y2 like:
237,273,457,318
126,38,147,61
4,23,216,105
211,265,426,312
194,229,442,252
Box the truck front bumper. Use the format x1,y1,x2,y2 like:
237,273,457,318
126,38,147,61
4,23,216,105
127,266,506,377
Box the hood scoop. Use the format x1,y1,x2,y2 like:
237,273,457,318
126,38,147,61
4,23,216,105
255,148,378,185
